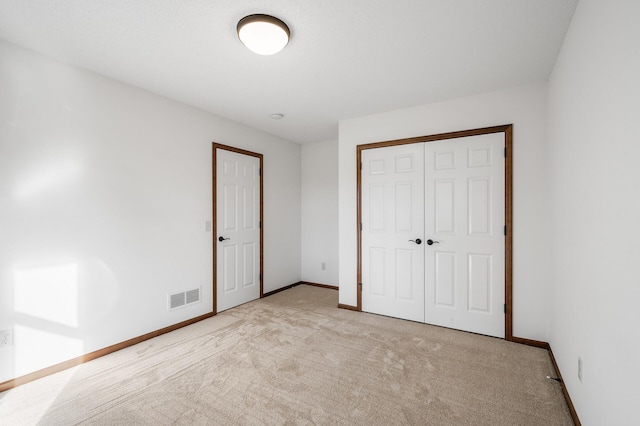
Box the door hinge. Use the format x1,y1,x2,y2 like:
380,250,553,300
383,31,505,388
259,274,262,281
259,168,262,176
504,225,507,236
358,282,363,288
504,147,507,158
360,223,363,231
504,304,507,314
259,221,262,228
360,162,362,170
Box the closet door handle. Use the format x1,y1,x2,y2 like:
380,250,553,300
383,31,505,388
218,236,230,242
426,239,439,246
409,238,422,245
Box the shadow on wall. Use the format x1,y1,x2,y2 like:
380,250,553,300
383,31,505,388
6,258,121,380
13,262,84,376
1,156,121,384
2,261,92,424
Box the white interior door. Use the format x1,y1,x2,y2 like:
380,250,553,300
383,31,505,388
216,148,261,312
361,143,425,322
424,133,505,337
361,132,506,337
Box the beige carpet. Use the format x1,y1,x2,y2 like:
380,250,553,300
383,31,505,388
0,285,572,425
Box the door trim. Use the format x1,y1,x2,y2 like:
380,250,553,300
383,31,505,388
212,143,264,315
356,124,514,340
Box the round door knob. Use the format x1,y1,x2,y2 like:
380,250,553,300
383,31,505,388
409,238,422,245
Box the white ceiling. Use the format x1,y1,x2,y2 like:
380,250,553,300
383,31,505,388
0,0,578,144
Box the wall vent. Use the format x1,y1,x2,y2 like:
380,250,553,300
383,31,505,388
170,293,185,309
185,289,200,304
168,288,201,310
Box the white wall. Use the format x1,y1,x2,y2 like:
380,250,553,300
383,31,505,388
0,40,301,383
338,83,550,341
548,1,640,424
301,140,339,286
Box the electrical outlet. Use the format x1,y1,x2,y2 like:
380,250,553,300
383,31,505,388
0,329,13,347
578,356,583,383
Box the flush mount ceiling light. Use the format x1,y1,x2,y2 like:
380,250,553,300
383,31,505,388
237,14,290,55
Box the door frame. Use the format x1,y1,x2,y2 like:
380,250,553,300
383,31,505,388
212,143,264,315
356,124,514,340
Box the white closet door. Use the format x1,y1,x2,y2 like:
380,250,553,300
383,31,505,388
423,133,505,337
361,132,506,338
361,143,425,322
216,149,260,312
